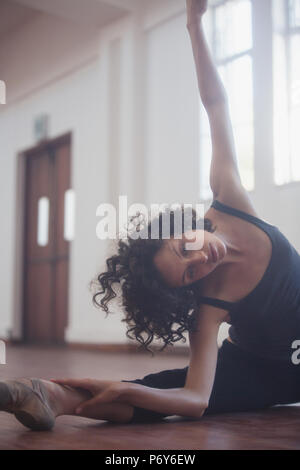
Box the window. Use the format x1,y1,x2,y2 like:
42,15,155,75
199,0,254,200
273,0,300,185
64,189,76,242
37,197,49,247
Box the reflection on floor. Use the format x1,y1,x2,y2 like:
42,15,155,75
0,344,299,450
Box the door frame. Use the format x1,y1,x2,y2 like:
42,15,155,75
12,132,72,343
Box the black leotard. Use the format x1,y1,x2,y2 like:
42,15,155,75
200,200,300,363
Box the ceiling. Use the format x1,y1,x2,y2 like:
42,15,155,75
0,0,140,38
0,0,37,38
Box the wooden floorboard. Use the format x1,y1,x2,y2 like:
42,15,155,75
0,344,300,450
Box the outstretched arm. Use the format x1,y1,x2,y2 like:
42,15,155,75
53,377,207,419
186,0,256,215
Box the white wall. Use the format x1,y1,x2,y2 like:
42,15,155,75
145,12,200,206
0,11,139,343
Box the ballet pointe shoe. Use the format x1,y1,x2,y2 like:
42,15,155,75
0,378,55,431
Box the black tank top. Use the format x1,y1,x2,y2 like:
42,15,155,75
200,199,300,363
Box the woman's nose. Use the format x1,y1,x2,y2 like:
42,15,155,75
200,251,208,263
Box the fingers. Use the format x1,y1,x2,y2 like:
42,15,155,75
75,385,124,414
76,393,109,415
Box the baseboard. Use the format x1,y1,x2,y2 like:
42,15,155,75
2,338,190,355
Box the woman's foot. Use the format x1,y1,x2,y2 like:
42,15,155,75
0,378,56,431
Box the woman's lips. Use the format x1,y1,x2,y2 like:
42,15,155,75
209,243,219,263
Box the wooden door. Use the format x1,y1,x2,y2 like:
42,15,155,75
23,134,71,344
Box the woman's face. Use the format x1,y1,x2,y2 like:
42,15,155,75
153,229,227,287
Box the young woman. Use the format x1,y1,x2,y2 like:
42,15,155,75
1,0,300,431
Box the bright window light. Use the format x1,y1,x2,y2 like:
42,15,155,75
273,0,300,185
215,0,252,60
289,0,300,27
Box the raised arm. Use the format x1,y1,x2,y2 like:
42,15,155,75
187,0,227,108
186,0,256,215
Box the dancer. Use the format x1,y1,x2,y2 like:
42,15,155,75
1,0,300,430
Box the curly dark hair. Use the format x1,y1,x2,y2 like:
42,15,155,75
91,205,215,353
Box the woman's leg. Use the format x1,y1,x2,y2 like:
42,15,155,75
44,379,134,422
205,339,300,415
0,378,134,430
2,339,299,429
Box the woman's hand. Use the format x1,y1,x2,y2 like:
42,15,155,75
51,378,130,414
186,0,208,25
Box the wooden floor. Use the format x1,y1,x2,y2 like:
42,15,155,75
0,344,300,450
